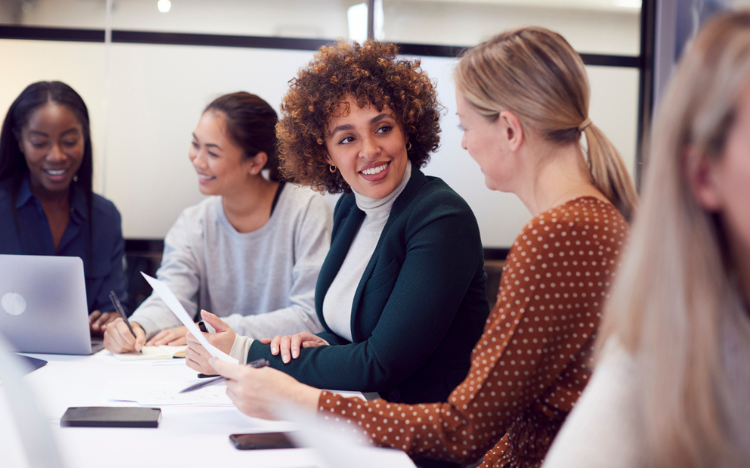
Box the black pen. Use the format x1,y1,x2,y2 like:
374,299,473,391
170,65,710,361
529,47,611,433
109,291,141,353
179,358,270,393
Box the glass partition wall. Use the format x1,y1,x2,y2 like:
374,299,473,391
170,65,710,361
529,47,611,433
0,0,645,251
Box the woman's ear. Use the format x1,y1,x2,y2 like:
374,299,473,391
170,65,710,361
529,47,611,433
684,146,723,212
498,111,524,152
246,151,268,176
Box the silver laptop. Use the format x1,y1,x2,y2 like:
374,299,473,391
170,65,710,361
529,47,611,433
0,254,92,355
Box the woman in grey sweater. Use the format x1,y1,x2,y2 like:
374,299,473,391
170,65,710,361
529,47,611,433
103,92,332,353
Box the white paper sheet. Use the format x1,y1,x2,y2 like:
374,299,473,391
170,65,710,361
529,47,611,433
141,273,238,364
107,379,233,406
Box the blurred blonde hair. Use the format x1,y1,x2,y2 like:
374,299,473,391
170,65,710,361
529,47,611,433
453,26,637,220
600,11,750,467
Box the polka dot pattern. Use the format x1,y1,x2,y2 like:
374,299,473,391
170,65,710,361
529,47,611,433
318,198,629,468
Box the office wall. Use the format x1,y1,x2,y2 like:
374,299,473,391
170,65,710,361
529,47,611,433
0,40,108,187
17,0,355,38
0,2,640,247
12,0,640,54
0,38,638,247
382,1,640,54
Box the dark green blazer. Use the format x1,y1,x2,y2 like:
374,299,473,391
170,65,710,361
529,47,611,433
247,168,489,404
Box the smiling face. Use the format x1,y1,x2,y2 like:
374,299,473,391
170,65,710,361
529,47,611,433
18,102,85,197
324,96,408,199
188,110,255,196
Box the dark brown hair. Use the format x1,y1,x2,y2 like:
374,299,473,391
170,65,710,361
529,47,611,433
277,40,441,193
205,92,282,182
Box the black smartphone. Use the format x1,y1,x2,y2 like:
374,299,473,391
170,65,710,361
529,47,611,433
229,432,297,450
61,407,161,428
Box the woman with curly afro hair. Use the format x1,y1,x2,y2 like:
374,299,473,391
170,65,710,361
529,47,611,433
186,38,490,444
275,40,442,194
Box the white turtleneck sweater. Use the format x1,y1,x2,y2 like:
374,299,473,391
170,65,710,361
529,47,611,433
228,161,412,363
322,161,412,342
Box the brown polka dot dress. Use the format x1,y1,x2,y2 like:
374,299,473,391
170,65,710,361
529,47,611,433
318,197,629,468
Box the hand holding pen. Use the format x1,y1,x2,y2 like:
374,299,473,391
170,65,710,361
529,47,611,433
109,291,136,338
103,291,146,354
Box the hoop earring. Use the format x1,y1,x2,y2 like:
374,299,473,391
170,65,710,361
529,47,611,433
406,141,412,151
329,165,337,173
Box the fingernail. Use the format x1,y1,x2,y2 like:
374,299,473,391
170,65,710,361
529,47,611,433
272,346,277,354
282,354,289,363
293,351,299,358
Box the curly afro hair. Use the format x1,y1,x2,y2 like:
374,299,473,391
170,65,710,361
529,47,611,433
277,39,442,193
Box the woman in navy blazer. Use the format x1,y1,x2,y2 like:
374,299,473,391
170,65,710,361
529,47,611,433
186,41,489,413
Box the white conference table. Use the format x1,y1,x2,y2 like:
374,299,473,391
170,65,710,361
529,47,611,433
1,351,416,468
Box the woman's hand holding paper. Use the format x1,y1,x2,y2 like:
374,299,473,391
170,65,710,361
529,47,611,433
185,309,236,374
209,357,322,420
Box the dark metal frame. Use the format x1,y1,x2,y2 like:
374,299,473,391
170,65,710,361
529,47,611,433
0,24,642,67
636,0,657,188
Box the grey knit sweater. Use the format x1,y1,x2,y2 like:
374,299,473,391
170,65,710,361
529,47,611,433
129,184,332,340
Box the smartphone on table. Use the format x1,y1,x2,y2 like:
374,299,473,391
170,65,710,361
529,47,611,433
229,432,298,450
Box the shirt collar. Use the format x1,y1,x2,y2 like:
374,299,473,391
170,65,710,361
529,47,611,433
15,174,89,220
15,175,34,209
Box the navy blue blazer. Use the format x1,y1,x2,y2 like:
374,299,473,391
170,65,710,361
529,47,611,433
248,168,489,404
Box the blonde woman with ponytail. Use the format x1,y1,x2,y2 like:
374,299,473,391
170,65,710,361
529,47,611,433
455,28,636,221
203,28,635,468
544,11,750,468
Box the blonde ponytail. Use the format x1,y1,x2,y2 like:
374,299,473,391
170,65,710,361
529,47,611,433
584,124,638,220
454,27,637,220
